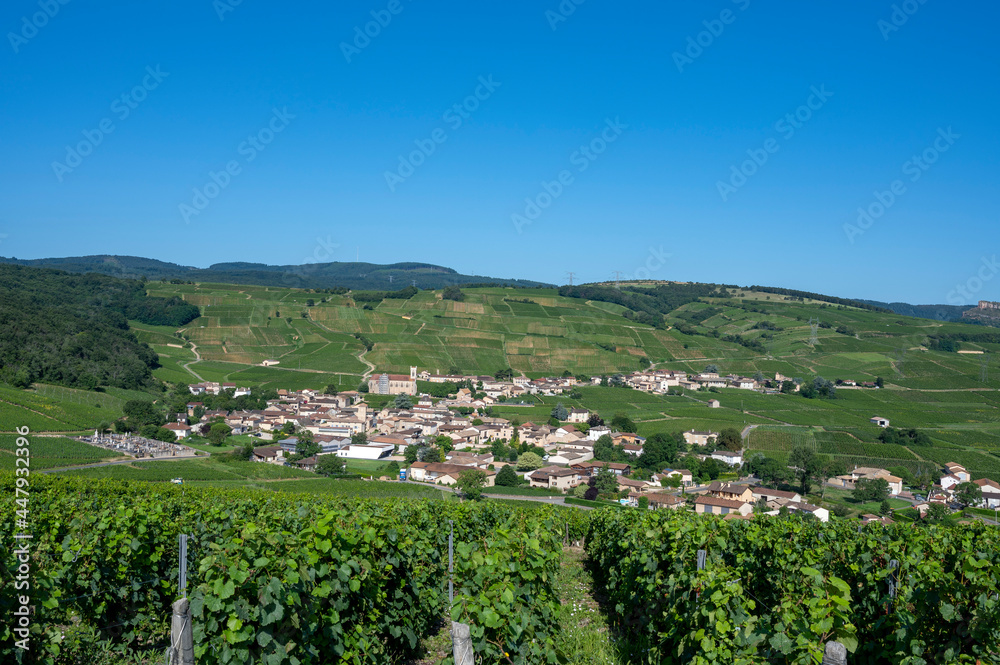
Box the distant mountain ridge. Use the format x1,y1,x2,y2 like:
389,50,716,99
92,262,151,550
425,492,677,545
0,255,550,291
856,300,973,322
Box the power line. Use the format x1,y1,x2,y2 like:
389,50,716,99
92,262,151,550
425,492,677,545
566,271,575,286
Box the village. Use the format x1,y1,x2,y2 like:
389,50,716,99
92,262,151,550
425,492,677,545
164,370,1000,523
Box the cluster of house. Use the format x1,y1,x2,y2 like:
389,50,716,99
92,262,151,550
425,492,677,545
691,482,830,521
361,363,885,410
366,367,593,405
924,463,1000,511
187,381,252,397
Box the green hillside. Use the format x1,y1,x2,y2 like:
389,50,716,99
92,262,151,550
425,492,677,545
143,281,1000,386
4,277,1000,481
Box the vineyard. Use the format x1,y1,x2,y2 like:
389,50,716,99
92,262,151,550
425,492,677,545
586,509,1000,664
0,475,588,665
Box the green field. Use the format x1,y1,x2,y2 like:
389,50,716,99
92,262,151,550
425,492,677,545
0,434,123,470
5,281,1000,483
57,456,317,482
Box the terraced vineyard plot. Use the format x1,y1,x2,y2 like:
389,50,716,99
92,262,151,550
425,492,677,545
916,447,1000,482
0,434,120,469
0,384,126,432
58,457,317,482
747,427,815,451
813,431,917,460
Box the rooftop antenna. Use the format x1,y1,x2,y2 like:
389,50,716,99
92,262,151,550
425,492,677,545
566,271,575,286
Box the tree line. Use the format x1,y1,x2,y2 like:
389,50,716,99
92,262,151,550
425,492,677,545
0,264,199,390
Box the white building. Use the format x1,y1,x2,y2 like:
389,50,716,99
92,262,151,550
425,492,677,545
336,443,395,460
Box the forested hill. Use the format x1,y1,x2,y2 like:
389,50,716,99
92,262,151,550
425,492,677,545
0,255,551,291
0,265,199,390
856,299,973,322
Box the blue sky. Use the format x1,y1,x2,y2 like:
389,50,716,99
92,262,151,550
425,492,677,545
1,0,997,304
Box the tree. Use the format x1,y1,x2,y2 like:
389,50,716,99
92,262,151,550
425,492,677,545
382,461,400,477
637,496,649,511
422,446,445,464
351,432,368,446
704,364,719,374
955,482,983,508
593,434,615,462
404,445,420,465
551,403,569,422
316,455,346,477
926,503,950,521
393,394,413,409
495,464,520,487
358,382,369,393
853,477,890,503
573,484,588,498
832,504,851,518
324,384,339,395
744,453,790,487
787,444,821,495
878,499,892,516
490,440,510,460
594,464,618,495
587,413,605,428
875,376,884,388
442,286,465,302
610,413,637,433
754,498,770,513
516,452,544,471
638,433,677,470
232,443,254,461
296,435,320,458
455,469,487,500
717,428,742,452
208,423,232,446
434,435,454,453
494,367,514,381
584,487,599,501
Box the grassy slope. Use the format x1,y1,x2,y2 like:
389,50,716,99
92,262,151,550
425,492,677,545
6,280,1000,483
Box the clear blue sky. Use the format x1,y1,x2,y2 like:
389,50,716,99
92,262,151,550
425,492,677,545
1,0,997,304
